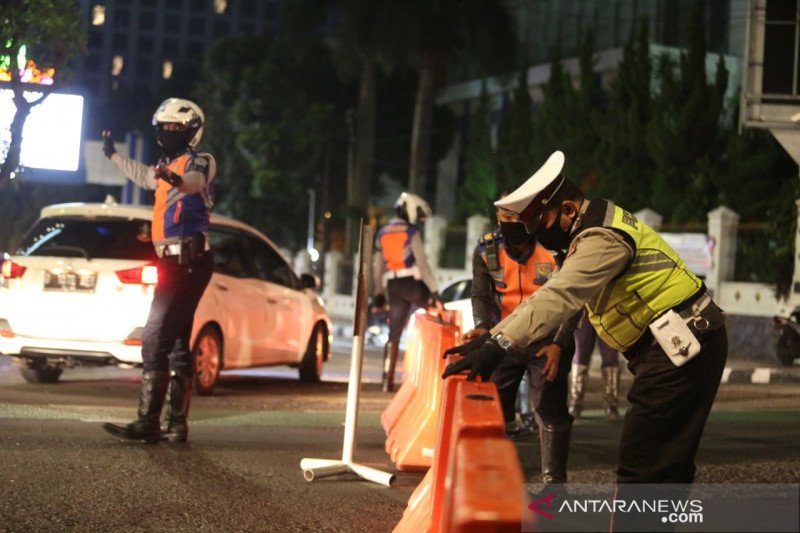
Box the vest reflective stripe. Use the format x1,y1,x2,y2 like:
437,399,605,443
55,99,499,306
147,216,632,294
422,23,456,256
378,220,417,271
479,234,555,321
584,201,702,351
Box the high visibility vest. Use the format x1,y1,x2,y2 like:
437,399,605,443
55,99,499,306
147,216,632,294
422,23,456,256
377,218,420,272
581,200,703,351
152,151,214,246
478,231,556,322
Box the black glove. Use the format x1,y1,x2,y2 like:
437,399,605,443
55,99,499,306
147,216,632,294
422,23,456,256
102,131,116,159
427,291,442,309
441,332,505,381
370,294,386,309
156,161,182,187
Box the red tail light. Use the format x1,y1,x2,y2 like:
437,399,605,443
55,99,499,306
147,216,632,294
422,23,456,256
116,264,158,285
1,259,26,279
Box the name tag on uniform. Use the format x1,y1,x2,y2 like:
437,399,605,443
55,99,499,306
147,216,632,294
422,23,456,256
533,262,552,285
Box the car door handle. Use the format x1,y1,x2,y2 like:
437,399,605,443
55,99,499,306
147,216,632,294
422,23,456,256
214,283,229,292
266,298,278,304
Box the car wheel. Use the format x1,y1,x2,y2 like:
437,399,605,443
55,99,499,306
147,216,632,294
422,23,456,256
194,325,222,395
299,323,327,383
19,364,63,384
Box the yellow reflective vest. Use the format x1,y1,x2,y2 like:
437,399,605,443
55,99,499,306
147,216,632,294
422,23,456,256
583,200,703,351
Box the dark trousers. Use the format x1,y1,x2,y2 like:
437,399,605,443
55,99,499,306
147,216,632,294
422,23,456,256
386,277,430,344
491,337,574,426
141,253,214,377
573,315,619,367
616,324,728,483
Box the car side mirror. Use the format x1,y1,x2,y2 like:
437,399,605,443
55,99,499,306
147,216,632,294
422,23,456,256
300,273,320,290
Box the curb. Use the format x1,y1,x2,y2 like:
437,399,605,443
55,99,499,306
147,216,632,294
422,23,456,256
721,366,800,384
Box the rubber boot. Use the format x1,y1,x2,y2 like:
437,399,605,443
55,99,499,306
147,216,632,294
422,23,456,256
539,420,572,484
568,364,589,419
102,370,170,444
602,365,621,421
162,374,193,443
382,341,399,393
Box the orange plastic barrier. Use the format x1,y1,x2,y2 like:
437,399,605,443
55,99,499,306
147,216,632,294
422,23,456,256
394,376,523,533
382,313,459,471
442,436,524,532
380,318,424,436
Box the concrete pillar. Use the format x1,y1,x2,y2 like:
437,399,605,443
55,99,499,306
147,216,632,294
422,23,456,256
424,215,447,271
323,250,343,300
634,208,663,231
465,215,491,270
706,206,740,296
294,250,311,276
792,198,800,300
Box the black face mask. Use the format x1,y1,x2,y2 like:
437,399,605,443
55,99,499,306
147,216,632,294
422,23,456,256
499,221,533,246
535,212,574,251
156,128,191,158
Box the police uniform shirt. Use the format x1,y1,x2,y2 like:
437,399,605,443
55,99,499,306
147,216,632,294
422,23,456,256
490,199,633,350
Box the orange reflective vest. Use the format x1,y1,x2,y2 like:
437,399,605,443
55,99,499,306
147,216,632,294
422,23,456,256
376,218,420,272
151,151,214,246
478,231,556,321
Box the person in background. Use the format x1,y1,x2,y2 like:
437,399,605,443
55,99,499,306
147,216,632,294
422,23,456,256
371,192,441,392
464,187,578,483
570,310,622,420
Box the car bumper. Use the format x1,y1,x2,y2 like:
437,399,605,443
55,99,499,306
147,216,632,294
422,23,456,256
0,335,143,365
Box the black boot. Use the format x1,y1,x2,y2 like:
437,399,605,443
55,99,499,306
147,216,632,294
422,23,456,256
102,370,170,444
162,374,193,443
382,341,399,393
539,420,573,484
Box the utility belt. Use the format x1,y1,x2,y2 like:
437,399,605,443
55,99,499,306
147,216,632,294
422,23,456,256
383,266,421,284
624,286,725,363
156,234,208,266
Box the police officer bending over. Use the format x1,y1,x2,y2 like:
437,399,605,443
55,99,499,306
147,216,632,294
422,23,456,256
444,151,727,484
101,98,216,444
467,187,578,483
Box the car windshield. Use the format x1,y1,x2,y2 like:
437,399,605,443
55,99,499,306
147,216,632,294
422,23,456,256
14,217,158,261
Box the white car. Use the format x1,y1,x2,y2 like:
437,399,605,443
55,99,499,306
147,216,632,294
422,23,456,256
0,200,331,394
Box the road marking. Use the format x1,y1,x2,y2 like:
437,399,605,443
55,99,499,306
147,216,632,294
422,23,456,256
752,368,771,384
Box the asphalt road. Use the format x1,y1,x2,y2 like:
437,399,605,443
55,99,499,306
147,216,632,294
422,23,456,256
1,342,799,532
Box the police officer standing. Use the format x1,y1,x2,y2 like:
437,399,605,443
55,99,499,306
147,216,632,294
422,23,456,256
465,188,578,483
371,192,440,392
443,151,727,484
101,98,216,444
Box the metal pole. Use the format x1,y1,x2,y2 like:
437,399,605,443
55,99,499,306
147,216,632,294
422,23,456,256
299,221,395,487
342,221,372,463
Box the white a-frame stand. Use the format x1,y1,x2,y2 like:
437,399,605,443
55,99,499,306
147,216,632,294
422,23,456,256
300,222,396,487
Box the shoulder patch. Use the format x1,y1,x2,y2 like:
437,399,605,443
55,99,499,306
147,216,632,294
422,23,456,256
187,155,210,174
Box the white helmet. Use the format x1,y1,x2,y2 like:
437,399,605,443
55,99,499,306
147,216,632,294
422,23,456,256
394,192,432,225
152,97,205,148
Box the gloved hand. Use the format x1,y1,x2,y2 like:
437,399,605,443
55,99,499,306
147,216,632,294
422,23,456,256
370,294,386,311
441,332,505,381
427,291,443,310
101,130,116,159
155,161,182,187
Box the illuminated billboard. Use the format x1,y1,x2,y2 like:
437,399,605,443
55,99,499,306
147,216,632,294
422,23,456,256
0,90,84,172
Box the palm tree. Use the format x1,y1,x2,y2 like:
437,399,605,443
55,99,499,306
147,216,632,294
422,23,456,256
406,0,516,197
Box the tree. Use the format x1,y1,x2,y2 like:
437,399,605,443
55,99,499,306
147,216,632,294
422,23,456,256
459,82,496,218
646,0,729,223
0,0,85,190
593,19,655,209
531,42,577,166
195,30,351,249
333,0,408,253
496,68,535,191
406,0,516,197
